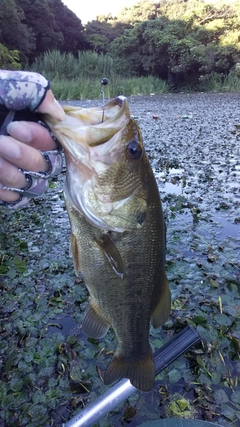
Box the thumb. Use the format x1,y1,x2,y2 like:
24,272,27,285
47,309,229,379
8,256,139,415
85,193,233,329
37,89,65,121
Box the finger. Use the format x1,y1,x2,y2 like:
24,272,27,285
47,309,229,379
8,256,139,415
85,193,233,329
0,155,27,201
37,89,65,121
0,183,20,202
7,121,58,151
0,135,50,173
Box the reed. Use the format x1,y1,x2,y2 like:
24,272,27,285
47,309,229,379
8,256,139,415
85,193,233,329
30,50,168,99
31,50,114,81
50,76,168,100
197,71,240,92
30,50,240,99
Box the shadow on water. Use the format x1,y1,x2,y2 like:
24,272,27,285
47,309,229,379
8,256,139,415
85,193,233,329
47,316,81,337
154,164,240,242
213,214,240,239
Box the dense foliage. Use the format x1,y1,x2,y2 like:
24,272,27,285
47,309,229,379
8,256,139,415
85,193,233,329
106,0,240,85
0,0,240,88
0,0,85,64
0,43,21,70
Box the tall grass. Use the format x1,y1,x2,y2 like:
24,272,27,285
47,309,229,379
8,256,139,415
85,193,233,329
197,71,240,93
50,78,110,100
220,69,240,92
30,50,168,99
30,50,240,99
50,76,168,100
31,50,114,80
111,75,168,97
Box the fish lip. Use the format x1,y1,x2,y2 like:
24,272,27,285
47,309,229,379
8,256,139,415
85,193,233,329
63,96,131,171
114,95,127,106
53,95,130,173
86,96,130,148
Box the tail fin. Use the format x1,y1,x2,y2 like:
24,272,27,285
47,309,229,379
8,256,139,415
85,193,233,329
104,347,155,392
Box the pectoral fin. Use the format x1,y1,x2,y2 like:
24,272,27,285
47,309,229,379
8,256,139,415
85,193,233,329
82,301,110,338
70,233,81,275
151,274,171,328
95,234,124,279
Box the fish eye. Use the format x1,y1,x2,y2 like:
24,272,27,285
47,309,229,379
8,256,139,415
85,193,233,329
126,140,142,160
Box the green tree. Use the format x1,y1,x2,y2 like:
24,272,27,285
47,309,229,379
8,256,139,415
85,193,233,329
17,0,64,61
109,0,240,86
85,19,131,53
0,43,21,69
16,0,86,61
0,0,35,63
109,24,147,76
48,0,86,54
116,0,161,24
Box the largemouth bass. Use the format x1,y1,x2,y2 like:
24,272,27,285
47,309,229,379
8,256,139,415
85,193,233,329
45,96,171,392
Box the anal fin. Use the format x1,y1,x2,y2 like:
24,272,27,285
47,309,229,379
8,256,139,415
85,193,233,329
82,301,110,339
151,274,171,328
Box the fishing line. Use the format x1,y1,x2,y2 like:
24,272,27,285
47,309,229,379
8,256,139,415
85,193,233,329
101,77,108,122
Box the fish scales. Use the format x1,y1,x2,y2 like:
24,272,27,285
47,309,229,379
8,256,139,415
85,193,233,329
46,96,171,392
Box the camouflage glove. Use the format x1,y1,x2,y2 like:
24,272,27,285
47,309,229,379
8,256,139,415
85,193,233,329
0,70,52,112
0,70,63,209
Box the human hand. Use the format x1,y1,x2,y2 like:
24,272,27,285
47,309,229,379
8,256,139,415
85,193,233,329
0,70,65,208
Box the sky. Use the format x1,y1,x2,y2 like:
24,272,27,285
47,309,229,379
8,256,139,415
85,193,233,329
62,0,138,24
63,0,236,23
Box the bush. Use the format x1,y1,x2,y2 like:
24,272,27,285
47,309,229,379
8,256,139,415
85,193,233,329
0,43,21,70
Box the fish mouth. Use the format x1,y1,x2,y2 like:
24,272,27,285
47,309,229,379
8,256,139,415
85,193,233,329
51,96,130,169
46,96,134,231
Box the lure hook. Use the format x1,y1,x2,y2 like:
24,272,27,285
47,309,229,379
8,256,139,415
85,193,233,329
101,77,108,122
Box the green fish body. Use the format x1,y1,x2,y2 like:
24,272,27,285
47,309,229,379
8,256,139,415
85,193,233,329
46,97,171,391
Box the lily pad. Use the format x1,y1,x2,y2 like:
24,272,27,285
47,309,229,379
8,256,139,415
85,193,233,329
214,389,229,404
